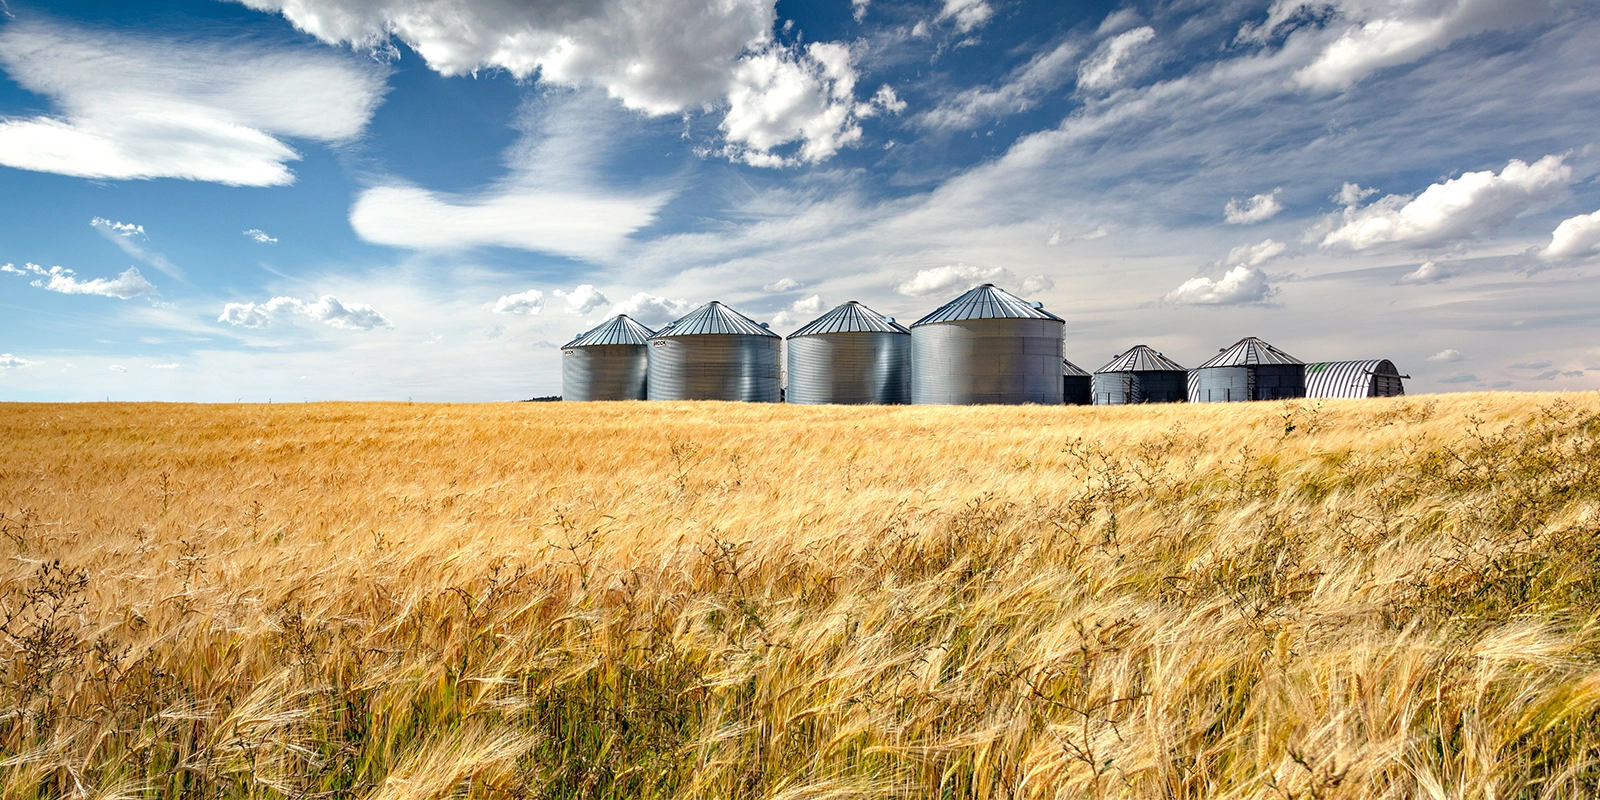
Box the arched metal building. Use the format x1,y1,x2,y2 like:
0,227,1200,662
1092,345,1188,404
647,302,782,402
1188,337,1306,402
1304,360,1408,398
786,301,911,405
561,314,654,401
910,284,1064,405
1062,359,1092,406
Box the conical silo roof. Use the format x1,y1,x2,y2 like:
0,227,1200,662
788,301,910,337
652,302,779,338
911,284,1063,326
1195,336,1302,368
567,315,655,347
1062,359,1091,377
1095,345,1187,374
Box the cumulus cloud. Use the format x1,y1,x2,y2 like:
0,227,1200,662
763,277,801,292
219,295,392,331
244,229,279,244
1163,265,1272,305
1321,155,1570,251
1224,190,1284,224
493,289,546,316
1078,26,1155,92
1543,210,1600,260
1291,0,1548,91
920,40,1080,129
4,262,157,299
238,0,868,166
0,20,386,186
770,294,826,328
553,284,611,315
1429,349,1464,362
1397,260,1453,284
896,264,1009,297
0,354,42,370
609,292,693,326
1021,275,1055,295
1225,238,1288,267
937,0,994,34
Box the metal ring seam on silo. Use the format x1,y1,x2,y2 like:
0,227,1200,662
1190,337,1306,402
647,302,782,402
1091,345,1188,404
786,301,911,405
562,315,654,401
910,284,1065,405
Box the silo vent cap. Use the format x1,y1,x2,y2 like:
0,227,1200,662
759,322,769,328
1030,301,1043,309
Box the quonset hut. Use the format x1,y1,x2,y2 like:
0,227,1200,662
910,284,1064,405
786,301,911,405
561,314,654,401
647,302,782,402
1092,345,1187,404
1062,359,1092,406
1304,360,1408,398
1188,337,1306,402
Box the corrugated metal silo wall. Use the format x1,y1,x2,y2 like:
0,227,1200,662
787,332,910,405
911,318,1064,405
1194,365,1306,402
1092,373,1133,405
1253,365,1306,400
647,335,782,402
1063,375,1092,406
562,344,649,400
1092,372,1186,404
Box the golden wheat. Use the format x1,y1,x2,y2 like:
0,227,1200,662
2,394,1599,798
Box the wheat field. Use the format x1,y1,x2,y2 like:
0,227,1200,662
2,394,1599,799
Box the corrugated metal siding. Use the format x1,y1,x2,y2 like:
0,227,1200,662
569,315,655,346
563,344,648,401
1063,375,1092,406
911,317,1064,405
1095,345,1187,373
1191,364,1306,402
912,284,1062,325
654,302,779,338
786,331,911,404
647,335,781,402
1304,360,1405,398
788,301,910,336
1195,337,1303,368
1092,371,1187,404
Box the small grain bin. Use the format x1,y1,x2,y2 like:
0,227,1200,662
561,314,654,401
1304,360,1408,398
910,284,1064,405
786,301,911,405
1062,359,1092,406
1093,345,1188,404
1189,337,1306,402
647,302,782,402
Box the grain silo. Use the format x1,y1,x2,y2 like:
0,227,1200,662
647,302,782,402
1304,360,1408,398
1092,345,1188,405
786,301,911,405
910,284,1064,405
1062,359,1092,406
561,315,654,401
1189,337,1306,402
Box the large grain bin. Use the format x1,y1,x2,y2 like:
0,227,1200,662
1188,337,1306,403
1062,359,1092,406
647,302,782,402
786,301,911,405
561,314,654,401
1092,345,1187,405
1304,360,1408,398
910,284,1064,405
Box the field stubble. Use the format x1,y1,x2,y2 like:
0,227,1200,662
2,395,1600,798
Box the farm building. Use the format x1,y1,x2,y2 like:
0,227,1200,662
910,284,1064,405
1304,359,1408,398
786,301,911,405
561,314,654,401
647,302,782,402
1188,337,1306,402
1062,359,1092,405
1092,345,1187,405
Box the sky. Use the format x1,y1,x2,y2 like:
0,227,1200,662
1,0,1598,401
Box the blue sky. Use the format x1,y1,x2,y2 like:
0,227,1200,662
1,0,1597,401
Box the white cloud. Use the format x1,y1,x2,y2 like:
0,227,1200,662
763,277,801,292
868,85,907,114
0,354,42,370
1224,238,1288,267
1397,260,1453,284
553,284,611,315
492,290,546,316
1544,210,1600,260
609,292,692,326
1078,26,1155,92
244,229,279,244
920,40,1081,129
1021,275,1055,295
5,262,157,299
1321,155,1570,251
1163,265,1272,305
1292,0,1546,91
0,21,386,186
150,363,180,370
1429,349,1464,362
91,217,183,279
896,264,1010,297
1224,189,1284,224
109,365,128,373
720,42,863,165
770,293,826,328
852,0,869,22
937,0,994,34
219,295,392,331
92,218,145,238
